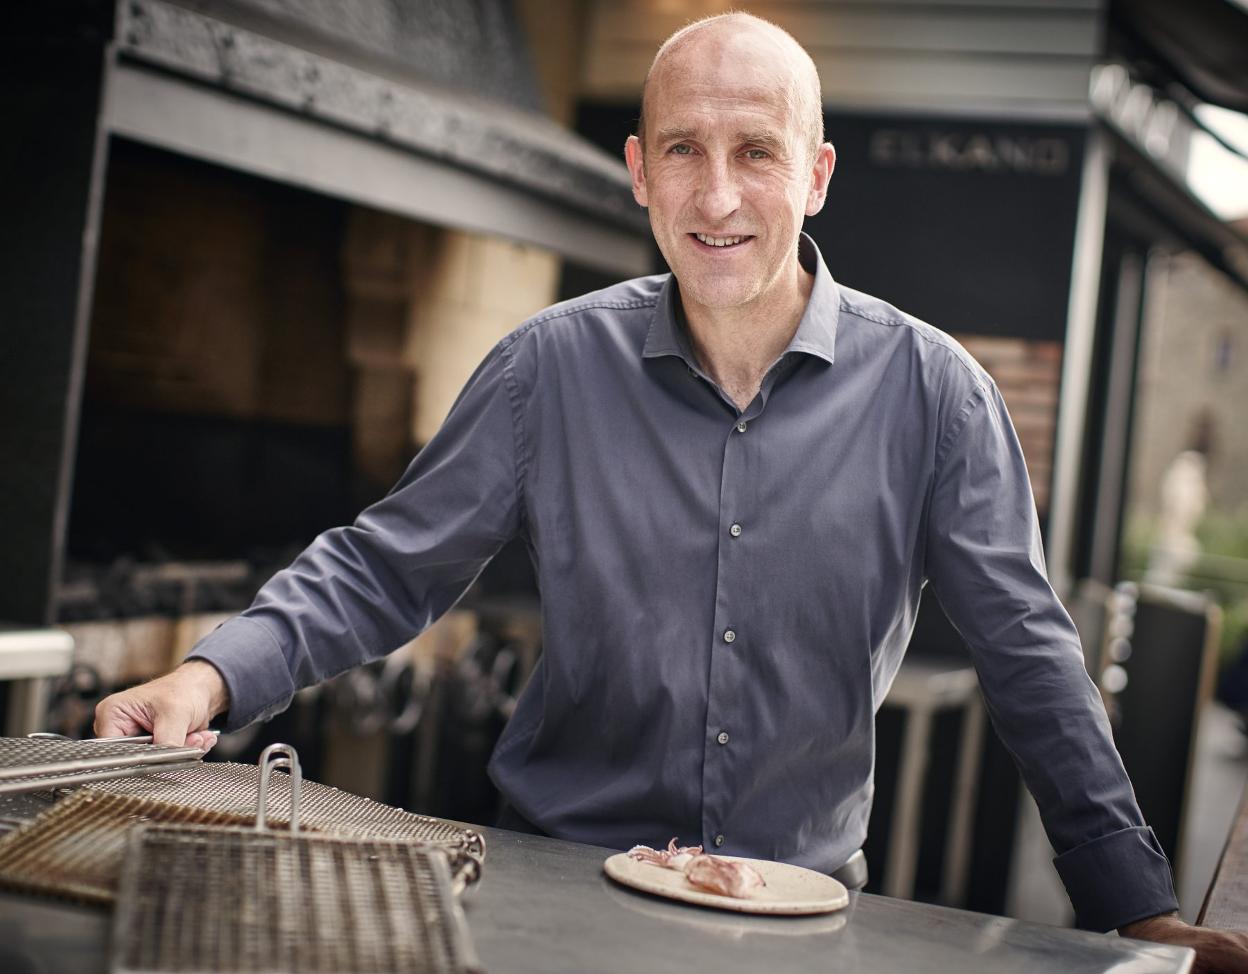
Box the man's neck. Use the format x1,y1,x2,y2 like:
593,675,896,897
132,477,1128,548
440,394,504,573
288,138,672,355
682,266,815,411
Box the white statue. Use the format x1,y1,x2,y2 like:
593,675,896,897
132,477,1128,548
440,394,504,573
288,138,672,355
1145,450,1208,587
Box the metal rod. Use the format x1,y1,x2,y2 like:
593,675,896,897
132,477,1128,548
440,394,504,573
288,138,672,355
29,731,222,744
0,760,204,795
0,746,204,782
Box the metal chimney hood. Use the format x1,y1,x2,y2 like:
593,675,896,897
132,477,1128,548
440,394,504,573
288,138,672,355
106,0,651,276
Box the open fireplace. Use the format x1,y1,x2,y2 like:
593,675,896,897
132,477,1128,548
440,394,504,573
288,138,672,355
3,0,647,823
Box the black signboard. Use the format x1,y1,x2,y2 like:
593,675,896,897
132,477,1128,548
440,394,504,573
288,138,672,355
810,114,1088,342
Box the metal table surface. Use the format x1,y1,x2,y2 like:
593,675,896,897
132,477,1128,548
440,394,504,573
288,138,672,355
0,822,1194,974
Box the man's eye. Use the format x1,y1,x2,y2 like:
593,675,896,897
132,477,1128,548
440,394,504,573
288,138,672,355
670,144,694,155
745,148,770,160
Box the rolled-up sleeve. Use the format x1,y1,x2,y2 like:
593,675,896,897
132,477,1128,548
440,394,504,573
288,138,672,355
923,374,1178,931
188,335,526,731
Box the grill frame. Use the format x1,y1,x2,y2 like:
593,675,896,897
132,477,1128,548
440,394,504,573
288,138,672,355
0,737,203,795
87,760,485,891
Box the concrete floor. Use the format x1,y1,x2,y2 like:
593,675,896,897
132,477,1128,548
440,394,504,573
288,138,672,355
1007,701,1248,926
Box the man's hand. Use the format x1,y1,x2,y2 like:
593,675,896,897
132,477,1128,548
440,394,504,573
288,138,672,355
1120,912,1248,973
93,660,229,751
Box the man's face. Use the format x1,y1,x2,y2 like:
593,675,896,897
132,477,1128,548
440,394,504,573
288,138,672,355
625,27,834,316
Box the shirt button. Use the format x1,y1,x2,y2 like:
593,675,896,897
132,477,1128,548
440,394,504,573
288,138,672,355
714,834,725,847
729,523,742,538
717,731,729,745
735,421,748,433
723,629,736,643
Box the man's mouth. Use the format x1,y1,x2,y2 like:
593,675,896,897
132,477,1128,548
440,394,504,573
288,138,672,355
691,232,753,248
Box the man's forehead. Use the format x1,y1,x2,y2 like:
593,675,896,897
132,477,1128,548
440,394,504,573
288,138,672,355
654,79,790,111
647,80,798,139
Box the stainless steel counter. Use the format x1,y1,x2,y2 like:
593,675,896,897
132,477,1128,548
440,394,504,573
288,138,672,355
0,823,1194,973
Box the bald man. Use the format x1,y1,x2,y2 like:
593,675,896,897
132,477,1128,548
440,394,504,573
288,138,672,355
98,14,1246,968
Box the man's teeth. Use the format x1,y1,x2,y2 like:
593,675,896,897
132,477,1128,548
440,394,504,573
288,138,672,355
695,233,748,247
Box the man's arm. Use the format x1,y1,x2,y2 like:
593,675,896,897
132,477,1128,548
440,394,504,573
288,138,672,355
95,335,527,744
924,375,1175,928
924,375,1248,970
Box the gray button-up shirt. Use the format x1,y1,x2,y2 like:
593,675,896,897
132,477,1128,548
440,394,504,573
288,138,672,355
191,235,1176,931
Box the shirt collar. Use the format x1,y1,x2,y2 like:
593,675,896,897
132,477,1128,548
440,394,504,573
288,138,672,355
642,232,840,367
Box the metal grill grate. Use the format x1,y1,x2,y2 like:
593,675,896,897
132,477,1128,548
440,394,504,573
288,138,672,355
88,761,484,889
0,789,55,834
111,744,484,974
0,737,203,795
0,789,286,903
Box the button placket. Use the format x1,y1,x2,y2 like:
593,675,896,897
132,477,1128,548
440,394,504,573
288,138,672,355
703,412,759,848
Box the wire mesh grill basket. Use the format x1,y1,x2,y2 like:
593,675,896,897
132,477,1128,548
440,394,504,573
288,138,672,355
110,745,484,974
88,759,484,890
0,789,286,903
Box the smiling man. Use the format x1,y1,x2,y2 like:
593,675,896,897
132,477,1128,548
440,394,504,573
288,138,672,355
97,13,1246,969
624,20,833,414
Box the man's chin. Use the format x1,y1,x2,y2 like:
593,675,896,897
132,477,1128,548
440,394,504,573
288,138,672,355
673,275,761,313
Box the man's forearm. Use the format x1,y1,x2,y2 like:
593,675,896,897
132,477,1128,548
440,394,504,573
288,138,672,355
1119,911,1180,937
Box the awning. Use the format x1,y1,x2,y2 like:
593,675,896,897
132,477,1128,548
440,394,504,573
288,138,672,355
1111,0,1248,112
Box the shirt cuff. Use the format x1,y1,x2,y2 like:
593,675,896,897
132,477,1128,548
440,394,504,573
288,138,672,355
185,615,296,732
1052,825,1179,932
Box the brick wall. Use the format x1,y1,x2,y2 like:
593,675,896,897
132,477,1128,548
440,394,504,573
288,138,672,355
956,335,1062,515
75,140,562,559
87,140,350,428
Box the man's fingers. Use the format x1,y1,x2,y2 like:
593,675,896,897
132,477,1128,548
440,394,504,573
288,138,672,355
150,707,196,748
93,697,148,739
1124,916,1248,974
184,730,219,753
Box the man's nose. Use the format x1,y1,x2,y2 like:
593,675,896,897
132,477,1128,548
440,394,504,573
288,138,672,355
694,158,741,221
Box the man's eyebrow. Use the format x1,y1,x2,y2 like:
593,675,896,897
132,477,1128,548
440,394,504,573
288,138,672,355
654,126,698,144
650,127,791,152
737,131,788,152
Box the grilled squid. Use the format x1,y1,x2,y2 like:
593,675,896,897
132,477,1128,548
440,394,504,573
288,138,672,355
627,836,767,899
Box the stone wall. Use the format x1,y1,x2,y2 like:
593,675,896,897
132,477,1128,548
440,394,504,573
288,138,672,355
1129,252,1248,516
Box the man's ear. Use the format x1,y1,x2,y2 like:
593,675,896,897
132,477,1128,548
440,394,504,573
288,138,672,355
625,135,648,208
805,142,836,218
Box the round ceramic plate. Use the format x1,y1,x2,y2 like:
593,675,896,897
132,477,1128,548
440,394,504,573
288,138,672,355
603,853,849,915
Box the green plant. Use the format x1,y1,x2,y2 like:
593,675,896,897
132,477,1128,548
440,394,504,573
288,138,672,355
1118,508,1248,668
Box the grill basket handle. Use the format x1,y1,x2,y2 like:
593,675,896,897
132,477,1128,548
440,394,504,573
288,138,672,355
255,743,302,834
